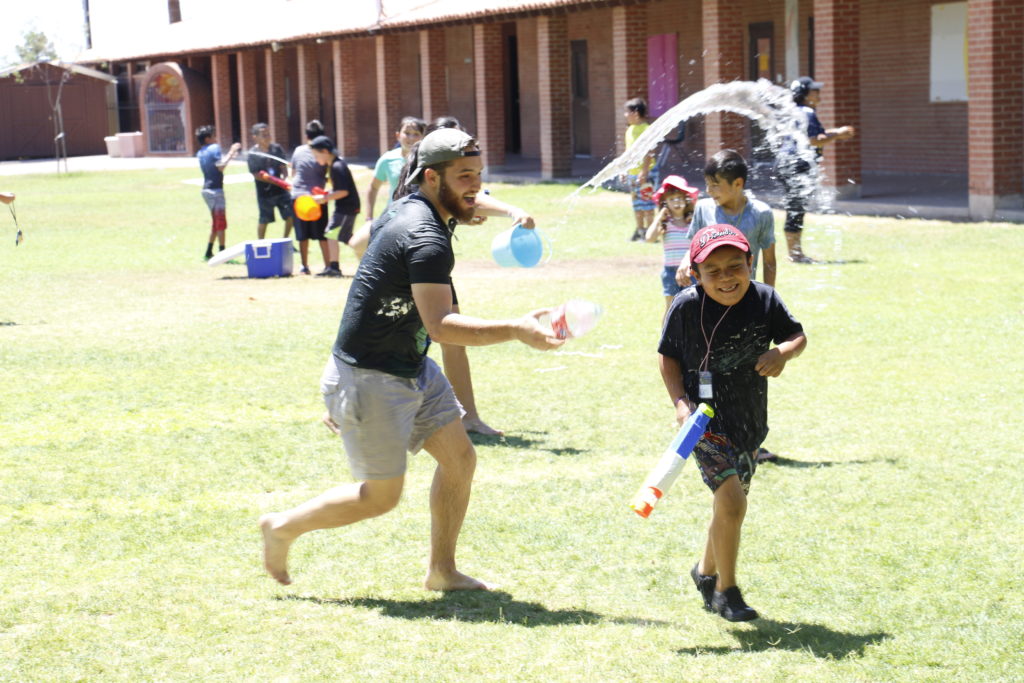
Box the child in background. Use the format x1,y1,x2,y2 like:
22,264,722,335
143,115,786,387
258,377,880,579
290,121,333,276
681,149,781,463
659,225,806,622
196,125,241,261
679,150,777,289
247,122,293,240
645,175,699,311
311,139,362,272
624,98,655,241
350,117,426,257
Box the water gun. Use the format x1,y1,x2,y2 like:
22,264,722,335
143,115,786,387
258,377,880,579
630,403,714,518
256,170,291,192
311,186,328,197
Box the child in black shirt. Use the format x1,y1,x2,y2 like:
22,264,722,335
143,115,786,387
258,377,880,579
658,224,807,621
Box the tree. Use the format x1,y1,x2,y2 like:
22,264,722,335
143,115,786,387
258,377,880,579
16,30,58,64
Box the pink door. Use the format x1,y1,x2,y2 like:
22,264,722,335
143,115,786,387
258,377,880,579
647,33,679,118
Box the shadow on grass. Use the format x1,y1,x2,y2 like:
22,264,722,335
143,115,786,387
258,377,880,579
0,321,16,326
217,275,294,280
278,592,667,628
802,258,867,266
768,456,897,469
677,619,889,659
469,431,588,456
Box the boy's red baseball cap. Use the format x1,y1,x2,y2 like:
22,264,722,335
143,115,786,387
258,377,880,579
689,224,750,264
652,174,699,204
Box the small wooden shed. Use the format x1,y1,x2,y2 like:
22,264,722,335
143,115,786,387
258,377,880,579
0,61,118,161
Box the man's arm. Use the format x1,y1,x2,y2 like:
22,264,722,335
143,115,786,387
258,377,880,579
411,282,562,351
472,193,535,229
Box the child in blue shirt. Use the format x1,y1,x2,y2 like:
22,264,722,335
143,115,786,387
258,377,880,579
196,125,241,261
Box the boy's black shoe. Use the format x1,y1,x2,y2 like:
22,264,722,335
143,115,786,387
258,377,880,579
690,563,716,612
711,586,759,622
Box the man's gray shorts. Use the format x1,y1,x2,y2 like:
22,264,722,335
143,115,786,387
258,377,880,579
320,354,464,480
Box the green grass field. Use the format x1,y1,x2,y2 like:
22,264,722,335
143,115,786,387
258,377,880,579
1,165,1022,681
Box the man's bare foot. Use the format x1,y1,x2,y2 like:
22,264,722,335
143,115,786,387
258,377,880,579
424,568,493,591
322,412,341,436
462,416,503,436
260,514,294,585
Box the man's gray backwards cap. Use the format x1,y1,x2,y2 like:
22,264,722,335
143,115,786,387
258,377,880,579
407,128,480,185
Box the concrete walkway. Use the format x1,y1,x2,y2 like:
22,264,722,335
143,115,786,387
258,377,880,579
2,153,1020,223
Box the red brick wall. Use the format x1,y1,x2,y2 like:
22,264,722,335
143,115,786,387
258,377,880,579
264,48,288,147
814,0,861,190
318,42,336,141
967,0,1024,209
568,8,614,162
860,0,966,176
397,34,422,121
237,50,259,146
538,14,572,177
702,0,746,153
474,23,506,168
350,38,379,159
612,4,648,156
211,53,232,148
446,25,477,135
516,18,540,159
333,39,359,158
376,34,404,154
420,29,448,122
296,44,321,136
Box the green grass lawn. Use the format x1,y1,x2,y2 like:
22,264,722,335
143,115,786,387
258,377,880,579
1,166,1022,681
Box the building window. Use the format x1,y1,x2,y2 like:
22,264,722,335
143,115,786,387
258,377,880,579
168,0,181,24
930,2,967,102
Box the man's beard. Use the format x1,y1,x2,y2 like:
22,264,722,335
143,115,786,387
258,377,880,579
439,177,475,224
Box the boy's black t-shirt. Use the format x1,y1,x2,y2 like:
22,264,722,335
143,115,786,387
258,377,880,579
247,143,289,198
333,193,454,378
658,281,803,452
329,157,361,215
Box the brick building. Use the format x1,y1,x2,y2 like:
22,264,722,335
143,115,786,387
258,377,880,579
80,0,1022,219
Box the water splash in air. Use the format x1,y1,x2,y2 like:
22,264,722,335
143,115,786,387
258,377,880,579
580,79,825,209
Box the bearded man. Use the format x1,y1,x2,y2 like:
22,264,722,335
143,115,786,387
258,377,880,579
260,128,563,591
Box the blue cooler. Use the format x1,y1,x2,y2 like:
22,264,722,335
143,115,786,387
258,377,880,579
245,239,293,278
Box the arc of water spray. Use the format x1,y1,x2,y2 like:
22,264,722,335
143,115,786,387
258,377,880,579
247,150,291,166
581,79,824,208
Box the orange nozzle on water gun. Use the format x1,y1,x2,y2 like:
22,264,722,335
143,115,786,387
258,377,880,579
630,404,715,518
256,170,291,191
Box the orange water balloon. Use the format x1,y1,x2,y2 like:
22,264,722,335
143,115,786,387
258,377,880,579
293,195,321,221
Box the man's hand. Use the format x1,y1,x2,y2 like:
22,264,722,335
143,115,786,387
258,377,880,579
516,309,565,351
510,211,535,230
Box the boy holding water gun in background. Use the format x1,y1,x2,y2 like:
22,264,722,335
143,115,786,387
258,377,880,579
658,225,806,621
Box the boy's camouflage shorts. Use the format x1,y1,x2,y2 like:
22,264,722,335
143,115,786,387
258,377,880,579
692,432,758,494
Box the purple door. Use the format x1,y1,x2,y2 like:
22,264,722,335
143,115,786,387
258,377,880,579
647,33,679,118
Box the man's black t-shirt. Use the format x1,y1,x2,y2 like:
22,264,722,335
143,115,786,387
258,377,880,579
333,193,455,378
329,157,361,215
658,281,803,451
247,143,289,198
